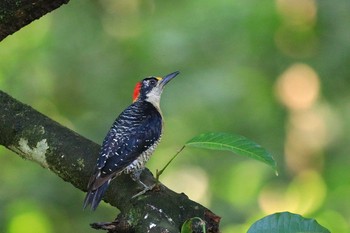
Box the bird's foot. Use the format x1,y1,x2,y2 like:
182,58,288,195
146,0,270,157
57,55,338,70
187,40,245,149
132,182,156,199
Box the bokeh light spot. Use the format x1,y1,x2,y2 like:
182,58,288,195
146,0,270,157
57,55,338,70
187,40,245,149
276,63,320,111
7,211,52,233
259,170,326,215
276,0,317,27
162,166,210,205
274,0,318,57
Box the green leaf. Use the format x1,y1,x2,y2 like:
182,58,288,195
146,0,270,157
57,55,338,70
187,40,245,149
247,212,330,233
186,132,277,174
181,217,206,233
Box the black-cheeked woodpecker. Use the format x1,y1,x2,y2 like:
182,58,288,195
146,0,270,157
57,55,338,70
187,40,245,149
83,71,180,210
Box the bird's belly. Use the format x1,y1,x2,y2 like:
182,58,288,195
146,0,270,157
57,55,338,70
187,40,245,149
123,140,160,174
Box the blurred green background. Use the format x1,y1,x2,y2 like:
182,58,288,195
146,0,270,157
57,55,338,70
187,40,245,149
1,0,350,232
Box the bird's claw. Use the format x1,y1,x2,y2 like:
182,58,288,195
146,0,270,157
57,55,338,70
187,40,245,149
132,183,156,199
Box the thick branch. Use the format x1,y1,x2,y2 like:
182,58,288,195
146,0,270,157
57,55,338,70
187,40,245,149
0,0,69,41
0,90,220,233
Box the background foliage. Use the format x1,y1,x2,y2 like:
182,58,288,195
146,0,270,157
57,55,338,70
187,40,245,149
1,0,350,232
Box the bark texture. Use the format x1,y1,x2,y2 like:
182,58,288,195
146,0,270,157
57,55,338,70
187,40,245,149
0,0,69,41
0,90,221,233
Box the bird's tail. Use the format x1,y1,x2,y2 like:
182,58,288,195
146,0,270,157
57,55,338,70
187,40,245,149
83,179,111,211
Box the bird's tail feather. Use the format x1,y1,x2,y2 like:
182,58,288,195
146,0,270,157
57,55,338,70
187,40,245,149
83,180,111,210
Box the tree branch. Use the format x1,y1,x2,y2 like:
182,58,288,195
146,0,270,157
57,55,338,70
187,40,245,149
0,90,220,233
0,0,69,41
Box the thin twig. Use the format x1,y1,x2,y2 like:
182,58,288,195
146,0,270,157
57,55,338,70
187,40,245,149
156,145,186,183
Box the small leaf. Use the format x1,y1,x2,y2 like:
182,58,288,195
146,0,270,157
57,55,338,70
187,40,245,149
181,217,206,233
247,212,330,233
186,132,277,174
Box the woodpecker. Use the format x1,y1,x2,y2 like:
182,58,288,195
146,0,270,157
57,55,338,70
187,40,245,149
83,71,179,210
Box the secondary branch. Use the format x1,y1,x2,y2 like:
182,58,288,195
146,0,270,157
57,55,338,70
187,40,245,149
0,0,69,41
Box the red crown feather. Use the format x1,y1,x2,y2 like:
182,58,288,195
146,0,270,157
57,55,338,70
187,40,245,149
132,82,142,102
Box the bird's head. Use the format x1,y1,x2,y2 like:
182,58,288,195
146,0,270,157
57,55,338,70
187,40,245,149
132,71,179,108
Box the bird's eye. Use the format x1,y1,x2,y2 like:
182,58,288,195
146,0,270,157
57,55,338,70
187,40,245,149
149,79,157,85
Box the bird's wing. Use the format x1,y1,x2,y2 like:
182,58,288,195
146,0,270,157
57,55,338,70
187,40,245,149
89,106,162,190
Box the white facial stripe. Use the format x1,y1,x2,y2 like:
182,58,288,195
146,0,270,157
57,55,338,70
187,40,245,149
146,86,162,110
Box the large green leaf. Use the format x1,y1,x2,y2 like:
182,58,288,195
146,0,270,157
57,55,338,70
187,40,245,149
186,132,277,173
247,212,330,233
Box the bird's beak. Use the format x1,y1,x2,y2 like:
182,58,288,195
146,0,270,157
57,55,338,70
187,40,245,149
159,71,180,88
